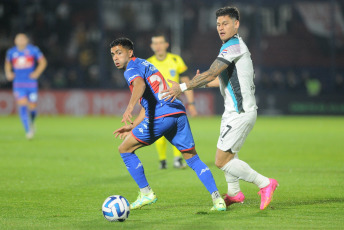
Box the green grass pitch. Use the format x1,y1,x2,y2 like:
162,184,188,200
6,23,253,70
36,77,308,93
0,115,343,229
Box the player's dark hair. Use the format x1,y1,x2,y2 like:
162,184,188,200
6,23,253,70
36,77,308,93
109,37,134,51
151,32,169,42
216,6,240,21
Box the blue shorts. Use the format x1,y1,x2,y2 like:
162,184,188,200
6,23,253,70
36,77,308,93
131,114,195,152
13,87,38,103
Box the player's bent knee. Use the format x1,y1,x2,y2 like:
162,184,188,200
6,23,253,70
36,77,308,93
215,159,225,169
181,148,197,160
118,135,144,153
17,98,28,105
118,144,128,154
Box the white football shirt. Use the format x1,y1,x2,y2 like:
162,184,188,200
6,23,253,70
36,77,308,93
216,34,257,115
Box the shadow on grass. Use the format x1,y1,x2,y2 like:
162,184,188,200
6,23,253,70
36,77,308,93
276,197,344,207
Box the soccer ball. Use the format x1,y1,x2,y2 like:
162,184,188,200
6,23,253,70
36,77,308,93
102,195,130,222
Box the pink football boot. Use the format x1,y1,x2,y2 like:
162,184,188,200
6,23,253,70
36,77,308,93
223,191,245,207
258,178,279,210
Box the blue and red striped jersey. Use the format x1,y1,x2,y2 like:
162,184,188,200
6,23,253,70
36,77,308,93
6,44,44,88
124,57,186,119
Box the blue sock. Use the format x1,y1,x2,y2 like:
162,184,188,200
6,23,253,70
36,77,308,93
30,110,37,124
186,154,218,194
120,152,149,189
19,105,30,133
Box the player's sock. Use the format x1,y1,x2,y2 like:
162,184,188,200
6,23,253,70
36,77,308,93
155,137,167,161
172,145,181,157
185,154,218,194
140,185,152,194
225,152,241,196
120,152,149,189
221,158,270,189
211,191,221,201
30,110,37,124
224,172,241,196
19,105,30,133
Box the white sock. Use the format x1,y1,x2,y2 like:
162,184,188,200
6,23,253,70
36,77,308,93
140,185,152,194
225,153,241,196
221,158,270,189
224,172,241,196
211,191,221,201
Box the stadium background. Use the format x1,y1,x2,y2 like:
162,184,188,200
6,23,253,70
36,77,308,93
0,0,343,116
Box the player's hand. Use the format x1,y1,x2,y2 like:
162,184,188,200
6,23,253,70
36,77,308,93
188,104,198,117
161,79,182,102
194,69,201,78
30,71,40,79
113,124,133,140
6,72,15,81
122,106,134,125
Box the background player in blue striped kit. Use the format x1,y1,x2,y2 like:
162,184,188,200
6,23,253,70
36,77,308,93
5,33,47,139
110,37,225,211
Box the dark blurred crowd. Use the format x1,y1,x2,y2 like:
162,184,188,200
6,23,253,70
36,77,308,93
0,0,343,95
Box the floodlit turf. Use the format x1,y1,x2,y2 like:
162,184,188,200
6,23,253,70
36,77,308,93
0,115,343,229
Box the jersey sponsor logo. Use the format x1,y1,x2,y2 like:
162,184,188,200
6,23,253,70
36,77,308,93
149,66,157,71
141,60,150,67
12,56,35,69
199,167,210,176
128,74,140,82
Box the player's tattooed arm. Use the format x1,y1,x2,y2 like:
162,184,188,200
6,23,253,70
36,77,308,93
187,59,228,90
162,59,228,102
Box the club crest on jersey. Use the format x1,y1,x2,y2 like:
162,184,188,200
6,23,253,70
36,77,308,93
221,49,228,55
169,69,176,77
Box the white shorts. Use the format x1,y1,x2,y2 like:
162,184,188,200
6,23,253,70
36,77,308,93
217,110,257,153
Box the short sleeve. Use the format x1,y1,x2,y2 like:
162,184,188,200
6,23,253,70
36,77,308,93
5,49,12,62
217,37,243,64
175,55,188,75
33,46,44,60
124,68,143,85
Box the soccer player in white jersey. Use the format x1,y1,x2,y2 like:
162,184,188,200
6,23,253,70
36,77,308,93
163,6,278,210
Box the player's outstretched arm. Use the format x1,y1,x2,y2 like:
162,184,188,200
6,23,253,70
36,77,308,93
162,59,228,102
122,77,146,125
206,76,220,88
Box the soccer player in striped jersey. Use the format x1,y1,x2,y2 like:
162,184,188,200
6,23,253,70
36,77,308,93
110,37,225,211
5,33,47,139
163,6,278,210
147,33,198,169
